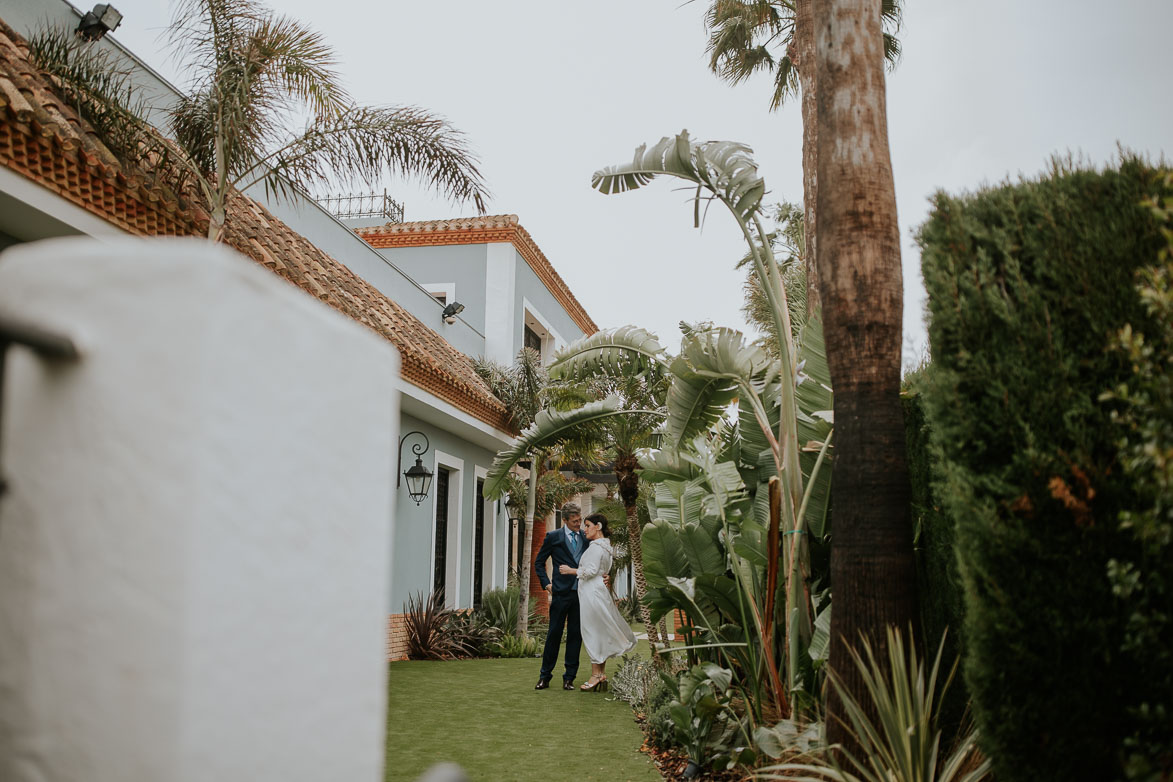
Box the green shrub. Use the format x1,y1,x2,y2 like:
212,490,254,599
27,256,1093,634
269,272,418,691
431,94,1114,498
610,654,658,708
917,155,1172,781
1101,176,1173,780
902,373,968,738
488,633,541,658
647,702,679,751
479,586,520,634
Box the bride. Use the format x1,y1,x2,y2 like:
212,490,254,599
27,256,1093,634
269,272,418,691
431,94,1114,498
558,513,637,691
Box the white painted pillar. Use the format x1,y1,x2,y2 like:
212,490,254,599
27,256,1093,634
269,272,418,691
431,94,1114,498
483,242,517,364
0,237,397,782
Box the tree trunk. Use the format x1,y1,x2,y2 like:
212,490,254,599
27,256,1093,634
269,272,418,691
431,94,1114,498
792,0,820,314
615,452,664,660
812,0,918,750
514,461,540,637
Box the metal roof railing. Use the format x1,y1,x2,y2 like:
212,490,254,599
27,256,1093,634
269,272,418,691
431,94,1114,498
319,190,404,223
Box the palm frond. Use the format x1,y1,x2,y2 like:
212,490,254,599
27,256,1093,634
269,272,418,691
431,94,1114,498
27,28,201,194
484,396,662,499
259,105,488,211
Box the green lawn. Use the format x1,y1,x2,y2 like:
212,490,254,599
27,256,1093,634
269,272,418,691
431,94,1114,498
385,634,661,782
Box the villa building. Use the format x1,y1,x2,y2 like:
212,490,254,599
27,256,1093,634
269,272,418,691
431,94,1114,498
0,2,601,660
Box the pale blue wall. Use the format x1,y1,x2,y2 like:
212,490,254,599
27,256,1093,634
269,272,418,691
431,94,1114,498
391,413,508,613
511,248,587,354
377,243,488,334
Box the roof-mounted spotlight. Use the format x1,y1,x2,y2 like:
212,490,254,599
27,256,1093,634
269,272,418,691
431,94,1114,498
441,301,465,325
76,4,123,41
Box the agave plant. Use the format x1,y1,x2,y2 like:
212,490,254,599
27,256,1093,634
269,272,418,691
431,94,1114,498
757,628,991,782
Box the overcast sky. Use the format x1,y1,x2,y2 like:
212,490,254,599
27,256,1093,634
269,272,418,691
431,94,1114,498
95,0,1171,365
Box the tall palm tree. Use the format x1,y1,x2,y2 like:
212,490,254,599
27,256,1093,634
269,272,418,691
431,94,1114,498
482,333,673,654
30,0,488,241
544,328,673,653
701,0,901,312
473,348,552,637
813,0,917,749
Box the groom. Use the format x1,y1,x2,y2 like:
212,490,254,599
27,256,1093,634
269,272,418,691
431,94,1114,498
533,502,585,690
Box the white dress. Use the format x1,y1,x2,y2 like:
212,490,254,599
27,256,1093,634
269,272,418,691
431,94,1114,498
577,538,637,664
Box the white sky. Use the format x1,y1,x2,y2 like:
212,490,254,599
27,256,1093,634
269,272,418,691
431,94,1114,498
98,0,1172,365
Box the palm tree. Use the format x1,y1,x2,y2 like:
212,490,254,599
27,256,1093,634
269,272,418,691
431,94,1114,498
701,0,901,312
473,348,554,637
543,327,673,654
29,0,488,241
812,0,917,749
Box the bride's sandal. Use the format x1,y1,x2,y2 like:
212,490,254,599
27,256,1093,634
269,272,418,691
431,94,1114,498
580,676,607,693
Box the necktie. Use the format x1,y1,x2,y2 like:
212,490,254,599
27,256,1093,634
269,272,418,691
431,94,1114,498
572,531,582,557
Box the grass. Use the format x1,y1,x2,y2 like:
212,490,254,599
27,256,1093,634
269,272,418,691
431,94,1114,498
385,631,662,782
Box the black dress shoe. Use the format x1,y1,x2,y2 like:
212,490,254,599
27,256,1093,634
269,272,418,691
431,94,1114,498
562,680,575,690
534,678,551,690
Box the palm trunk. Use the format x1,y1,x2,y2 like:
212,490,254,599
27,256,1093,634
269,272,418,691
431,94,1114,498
514,460,540,637
615,452,663,661
813,0,918,750
792,0,820,315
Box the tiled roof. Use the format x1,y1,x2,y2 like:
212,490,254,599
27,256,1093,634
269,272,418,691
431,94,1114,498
0,19,510,431
357,215,599,336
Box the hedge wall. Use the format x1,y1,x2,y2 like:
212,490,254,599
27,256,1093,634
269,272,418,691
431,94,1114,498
917,157,1172,781
901,374,968,739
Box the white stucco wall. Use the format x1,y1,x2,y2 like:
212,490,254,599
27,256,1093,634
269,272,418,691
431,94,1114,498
0,238,398,782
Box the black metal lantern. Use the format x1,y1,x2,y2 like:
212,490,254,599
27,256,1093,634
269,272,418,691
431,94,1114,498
397,431,433,505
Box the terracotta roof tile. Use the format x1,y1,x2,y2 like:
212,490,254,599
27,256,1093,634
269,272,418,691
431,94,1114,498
0,18,509,431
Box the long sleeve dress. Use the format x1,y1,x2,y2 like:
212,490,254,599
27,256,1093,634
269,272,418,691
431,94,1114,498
577,538,637,664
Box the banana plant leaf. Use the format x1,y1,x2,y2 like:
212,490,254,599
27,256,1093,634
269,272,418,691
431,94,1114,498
807,601,832,665
638,447,700,483
678,521,726,577
642,519,692,588
649,479,707,527
665,356,738,446
590,131,766,225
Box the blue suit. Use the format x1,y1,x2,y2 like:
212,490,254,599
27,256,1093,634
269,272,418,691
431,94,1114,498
534,527,584,682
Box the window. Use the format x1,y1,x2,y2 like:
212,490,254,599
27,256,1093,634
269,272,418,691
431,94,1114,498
422,283,455,309
473,478,486,609
433,467,451,598
523,323,542,356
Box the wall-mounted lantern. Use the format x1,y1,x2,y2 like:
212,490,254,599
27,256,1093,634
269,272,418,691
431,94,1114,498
397,431,433,505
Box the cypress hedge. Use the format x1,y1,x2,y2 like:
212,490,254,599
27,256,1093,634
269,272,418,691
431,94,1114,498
902,374,968,739
917,156,1172,781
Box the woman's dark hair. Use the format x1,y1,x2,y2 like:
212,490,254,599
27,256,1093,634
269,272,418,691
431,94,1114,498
585,513,610,538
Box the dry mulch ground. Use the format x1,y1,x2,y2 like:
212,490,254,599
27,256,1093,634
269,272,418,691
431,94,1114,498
634,714,752,782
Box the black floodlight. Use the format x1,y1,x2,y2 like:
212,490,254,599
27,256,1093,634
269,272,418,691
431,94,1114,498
77,4,122,41
441,301,465,324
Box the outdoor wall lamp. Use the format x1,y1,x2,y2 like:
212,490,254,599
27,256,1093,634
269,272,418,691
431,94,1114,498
76,4,123,40
397,431,433,505
441,301,465,324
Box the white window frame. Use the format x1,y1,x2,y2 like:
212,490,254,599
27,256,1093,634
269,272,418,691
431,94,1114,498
521,297,565,364
428,450,464,609
422,282,456,307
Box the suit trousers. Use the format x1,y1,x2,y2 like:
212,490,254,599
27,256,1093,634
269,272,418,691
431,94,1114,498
539,590,581,682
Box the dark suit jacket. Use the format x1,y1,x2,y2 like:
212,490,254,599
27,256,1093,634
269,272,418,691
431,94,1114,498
534,528,583,594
